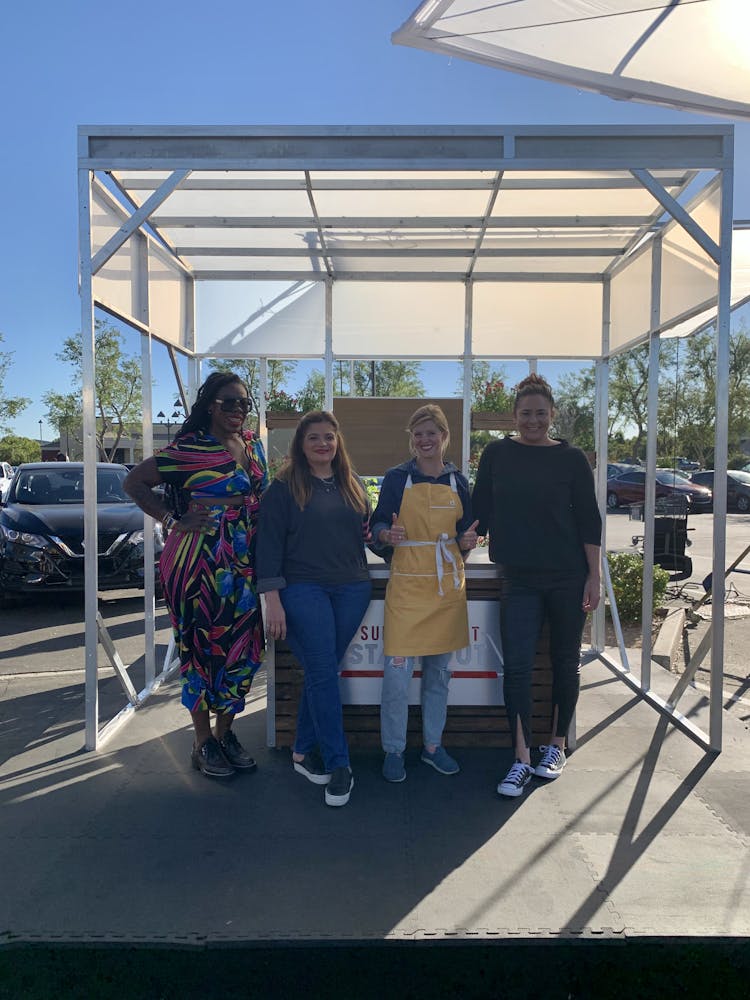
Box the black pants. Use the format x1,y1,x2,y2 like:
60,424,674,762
500,572,587,750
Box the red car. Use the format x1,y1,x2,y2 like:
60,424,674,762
606,468,712,512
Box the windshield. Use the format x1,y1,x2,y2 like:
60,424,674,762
729,470,750,485
655,470,692,486
13,467,130,504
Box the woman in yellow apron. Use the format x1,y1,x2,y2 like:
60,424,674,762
370,405,479,783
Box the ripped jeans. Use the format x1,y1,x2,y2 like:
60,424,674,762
380,652,452,754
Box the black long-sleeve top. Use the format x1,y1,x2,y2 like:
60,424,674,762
255,476,370,592
471,437,602,576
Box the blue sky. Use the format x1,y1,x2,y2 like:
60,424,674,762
2,0,749,443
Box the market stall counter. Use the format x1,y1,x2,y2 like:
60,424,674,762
265,549,554,749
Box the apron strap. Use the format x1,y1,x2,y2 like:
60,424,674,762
398,535,461,596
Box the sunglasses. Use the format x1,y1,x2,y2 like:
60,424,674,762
215,396,251,413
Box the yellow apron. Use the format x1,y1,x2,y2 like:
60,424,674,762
383,473,469,657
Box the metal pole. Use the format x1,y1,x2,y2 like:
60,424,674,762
324,278,333,410
709,136,735,752
641,235,663,689
462,280,473,478
78,157,99,751
592,277,610,653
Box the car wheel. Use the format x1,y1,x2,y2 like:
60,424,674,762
737,495,750,514
607,492,619,510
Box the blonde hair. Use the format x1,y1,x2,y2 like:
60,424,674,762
513,374,555,414
277,410,367,513
407,404,450,458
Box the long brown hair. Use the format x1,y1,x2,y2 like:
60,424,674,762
278,410,367,513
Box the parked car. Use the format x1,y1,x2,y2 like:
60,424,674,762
606,462,639,480
0,462,163,594
606,468,712,512
0,461,13,503
691,470,750,513
676,456,700,473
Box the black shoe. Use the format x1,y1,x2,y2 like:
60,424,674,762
191,736,234,778
293,752,331,785
218,730,257,771
325,766,354,807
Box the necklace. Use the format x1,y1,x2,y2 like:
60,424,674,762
314,474,337,493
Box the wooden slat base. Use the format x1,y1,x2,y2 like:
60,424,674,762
272,645,554,749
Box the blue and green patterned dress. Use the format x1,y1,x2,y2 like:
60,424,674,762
155,429,268,714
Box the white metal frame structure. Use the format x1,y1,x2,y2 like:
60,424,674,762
78,125,736,752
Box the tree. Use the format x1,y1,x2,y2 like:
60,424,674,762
43,391,82,458
0,434,40,465
463,360,513,412
352,361,424,398
43,321,142,461
208,358,297,422
0,333,30,432
555,366,596,451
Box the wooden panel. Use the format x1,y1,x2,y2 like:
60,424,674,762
272,640,554,750
332,397,464,476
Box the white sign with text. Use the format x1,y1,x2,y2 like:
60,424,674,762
338,599,504,706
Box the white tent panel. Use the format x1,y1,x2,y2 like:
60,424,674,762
472,282,602,358
663,229,750,339
660,184,720,332
196,281,325,357
147,245,191,350
610,246,653,353
151,186,312,219
472,258,609,276
394,1,750,119
91,181,144,326
332,282,465,356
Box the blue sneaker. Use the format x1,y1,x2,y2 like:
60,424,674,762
382,752,406,783
420,745,460,775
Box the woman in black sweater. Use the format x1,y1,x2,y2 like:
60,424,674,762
472,374,602,798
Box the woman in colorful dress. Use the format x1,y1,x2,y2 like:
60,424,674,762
370,404,478,784
256,411,371,808
124,371,267,779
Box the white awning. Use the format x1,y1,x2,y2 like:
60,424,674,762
393,1,750,120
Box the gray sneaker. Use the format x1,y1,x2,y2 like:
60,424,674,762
420,745,460,775
325,766,354,807
382,752,406,783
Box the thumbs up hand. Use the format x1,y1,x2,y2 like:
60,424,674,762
459,519,480,552
380,512,407,546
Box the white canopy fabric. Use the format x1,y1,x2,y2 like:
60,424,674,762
84,125,737,362
393,1,750,120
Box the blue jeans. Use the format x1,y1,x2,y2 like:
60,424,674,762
281,580,371,771
500,572,586,750
380,652,452,754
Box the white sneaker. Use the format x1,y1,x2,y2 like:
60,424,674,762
497,761,534,798
535,745,566,780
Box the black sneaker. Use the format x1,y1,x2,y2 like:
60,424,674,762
535,744,566,780
293,752,331,785
497,761,533,798
218,730,257,772
191,736,234,778
325,766,354,807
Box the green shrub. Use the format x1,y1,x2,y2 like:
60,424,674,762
606,551,670,623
